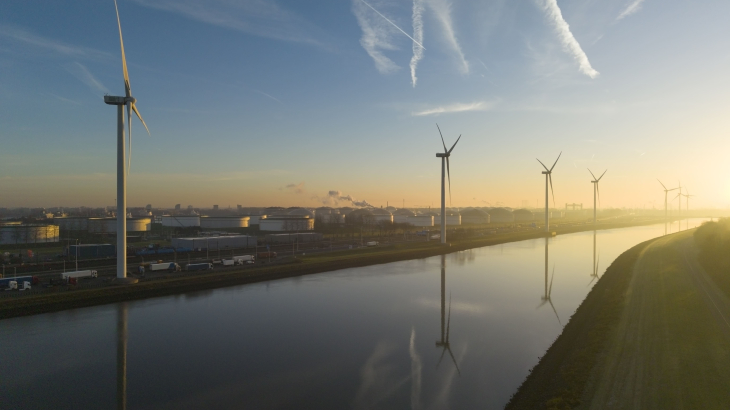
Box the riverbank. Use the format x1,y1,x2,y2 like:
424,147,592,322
506,229,730,409
0,218,672,320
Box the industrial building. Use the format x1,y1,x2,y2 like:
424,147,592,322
371,208,394,223
200,216,250,229
54,217,90,231
161,215,200,228
259,216,314,232
87,218,151,233
265,232,323,244
171,235,257,250
0,223,60,245
444,213,462,226
393,209,415,224
461,209,490,225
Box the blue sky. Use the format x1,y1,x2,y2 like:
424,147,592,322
1,0,729,209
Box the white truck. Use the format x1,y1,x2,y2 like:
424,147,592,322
366,241,378,247
232,255,255,264
6,281,31,291
222,259,235,266
62,270,98,280
150,263,181,272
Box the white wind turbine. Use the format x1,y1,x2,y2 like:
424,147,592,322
657,180,679,224
537,153,561,233
104,0,150,282
436,124,461,245
588,169,607,225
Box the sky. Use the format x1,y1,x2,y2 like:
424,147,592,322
1,0,729,210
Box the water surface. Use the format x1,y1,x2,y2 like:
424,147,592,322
0,220,708,409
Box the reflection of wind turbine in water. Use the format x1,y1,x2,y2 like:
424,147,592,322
435,254,460,374
588,230,600,286
537,238,561,325
117,302,129,410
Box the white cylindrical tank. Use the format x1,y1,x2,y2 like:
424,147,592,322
408,215,434,227
200,216,250,229
259,217,314,232
161,215,201,227
54,217,89,231
0,224,60,245
444,215,461,226
88,218,151,233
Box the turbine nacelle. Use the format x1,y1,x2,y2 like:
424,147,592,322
436,153,449,158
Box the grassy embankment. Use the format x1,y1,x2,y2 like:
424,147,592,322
508,224,730,409
0,218,666,320
693,218,730,296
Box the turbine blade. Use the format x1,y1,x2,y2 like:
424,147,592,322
588,168,596,180
132,103,150,135
447,157,452,206
448,134,461,154
536,158,549,172
598,169,607,181
587,275,597,286
597,183,601,206
549,152,562,172
446,346,461,375
436,123,447,153
549,265,555,296
437,348,447,367
596,254,600,276
657,179,667,190
549,174,555,208
114,0,131,97
548,299,561,326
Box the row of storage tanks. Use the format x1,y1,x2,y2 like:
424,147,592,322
0,223,60,245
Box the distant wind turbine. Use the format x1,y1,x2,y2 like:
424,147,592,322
537,153,561,233
435,124,461,245
683,188,695,215
104,0,150,282
588,168,607,225
657,180,679,224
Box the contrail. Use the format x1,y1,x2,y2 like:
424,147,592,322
410,0,425,87
360,0,426,50
539,0,599,79
617,0,645,20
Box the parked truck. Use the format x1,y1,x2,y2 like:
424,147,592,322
222,259,235,266
61,270,98,280
186,263,213,271
0,276,39,288
149,263,181,272
6,281,31,291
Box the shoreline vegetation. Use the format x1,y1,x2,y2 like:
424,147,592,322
0,218,678,320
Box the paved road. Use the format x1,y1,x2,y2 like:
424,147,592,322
585,231,730,409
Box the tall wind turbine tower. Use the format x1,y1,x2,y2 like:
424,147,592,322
435,124,461,245
588,169,607,225
657,180,678,223
537,153,561,233
104,0,150,282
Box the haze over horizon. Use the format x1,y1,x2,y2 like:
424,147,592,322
1,0,729,209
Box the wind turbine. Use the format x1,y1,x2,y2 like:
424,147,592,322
435,255,460,374
537,153,561,233
538,237,561,324
435,124,461,245
104,0,150,282
657,180,679,224
588,169,607,225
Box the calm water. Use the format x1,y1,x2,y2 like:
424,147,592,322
0,219,709,409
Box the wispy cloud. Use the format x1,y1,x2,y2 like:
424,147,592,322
353,0,402,74
64,62,109,95
428,0,469,74
254,90,283,104
0,25,111,60
617,0,646,20
537,0,599,79
411,101,496,116
132,0,324,47
410,0,425,87
283,182,305,194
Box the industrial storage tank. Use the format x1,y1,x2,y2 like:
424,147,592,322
393,209,415,224
444,213,462,226
314,207,345,224
54,217,89,231
87,218,151,233
247,215,266,225
461,209,490,225
172,235,257,250
200,216,250,229
259,216,314,232
370,208,393,223
408,215,434,227
161,215,200,227
0,224,60,245
346,209,374,225
287,207,315,218
513,209,534,222
488,208,515,223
